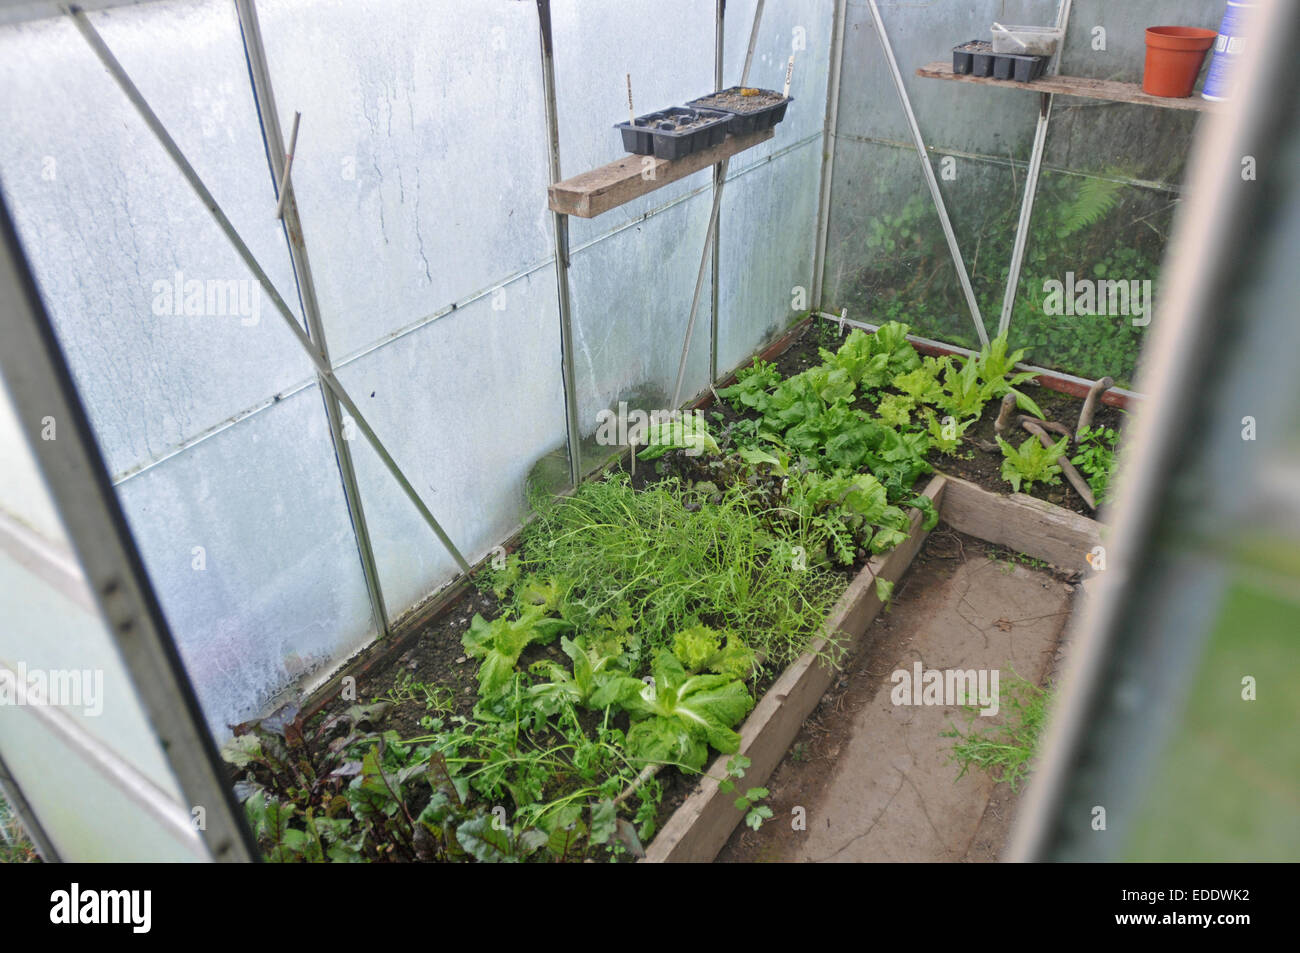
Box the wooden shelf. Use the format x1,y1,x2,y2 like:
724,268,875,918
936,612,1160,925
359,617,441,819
547,127,775,219
916,61,1220,113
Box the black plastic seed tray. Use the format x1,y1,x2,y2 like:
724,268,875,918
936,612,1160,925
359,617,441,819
616,106,733,160
685,86,792,135
998,52,1045,81
952,40,1046,82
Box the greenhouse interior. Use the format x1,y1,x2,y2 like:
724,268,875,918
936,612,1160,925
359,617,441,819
0,0,1297,876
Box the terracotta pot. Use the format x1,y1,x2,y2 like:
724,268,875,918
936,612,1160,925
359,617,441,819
1143,26,1218,97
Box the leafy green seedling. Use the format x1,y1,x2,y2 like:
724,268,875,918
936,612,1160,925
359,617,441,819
462,606,572,696
623,652,754,772
718,755,772,830
671,624,755,680
997,433,1068,493
1070,425,1118,504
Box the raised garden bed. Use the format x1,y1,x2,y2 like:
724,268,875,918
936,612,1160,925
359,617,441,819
707,319,1124,518
223,316,1120,863
646,475,945,861
655,480,1101,862
687,86,792,134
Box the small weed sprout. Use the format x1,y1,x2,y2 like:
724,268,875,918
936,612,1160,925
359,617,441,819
943,673,1053,792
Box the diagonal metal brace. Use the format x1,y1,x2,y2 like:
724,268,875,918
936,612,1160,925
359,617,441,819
68,7,470,574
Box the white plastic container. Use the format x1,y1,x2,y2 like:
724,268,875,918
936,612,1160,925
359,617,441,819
990,24,1064,56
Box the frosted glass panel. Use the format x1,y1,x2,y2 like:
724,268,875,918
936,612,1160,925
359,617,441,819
837,0,1044,155
337,267,569,621
824,137,975,347
115,384,375,737
0,8,310,479
88,0,301,317
567,191,713,463
0,383,66,545
256,0,554,360
0,381,199,860
722,0,833,173
552,0,715,249
0,547,181,793
718,139,821,374
0,704,203,862
825,0,1220,372
1061,0,1225,83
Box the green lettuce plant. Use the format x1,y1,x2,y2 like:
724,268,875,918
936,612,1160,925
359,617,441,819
623,651,754,772
462,606,573,696
636,414,721,460
997,433,1069,493
923,409,976,455
876,393,915,428
671,624,755,680
527,634,644,713
716,358,782,413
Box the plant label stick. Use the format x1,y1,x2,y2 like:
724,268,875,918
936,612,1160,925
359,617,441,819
839,307,848,336
783,55,795,97
626,73,635,125
629,437,636,478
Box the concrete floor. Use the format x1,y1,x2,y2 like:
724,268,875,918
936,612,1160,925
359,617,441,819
719,538,1074,863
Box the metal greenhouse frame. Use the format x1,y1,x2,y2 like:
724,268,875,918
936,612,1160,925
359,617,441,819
0,0,1294,867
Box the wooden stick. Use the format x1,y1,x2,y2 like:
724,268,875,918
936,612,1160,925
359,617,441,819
993,392,1018,436
616,763,661,805
1015,414,1071,438
1022,419,1095,510
1076,375,1114,441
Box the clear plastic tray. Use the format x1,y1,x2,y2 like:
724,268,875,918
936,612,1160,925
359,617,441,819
990,25,1063,56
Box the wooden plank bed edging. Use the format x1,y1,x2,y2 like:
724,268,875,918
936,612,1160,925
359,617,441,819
938,475,1102,574
644,474,947,863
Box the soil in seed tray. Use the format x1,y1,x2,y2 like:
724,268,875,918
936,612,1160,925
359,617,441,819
693,88,786,113
651,112,715,131
956,40,993,53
